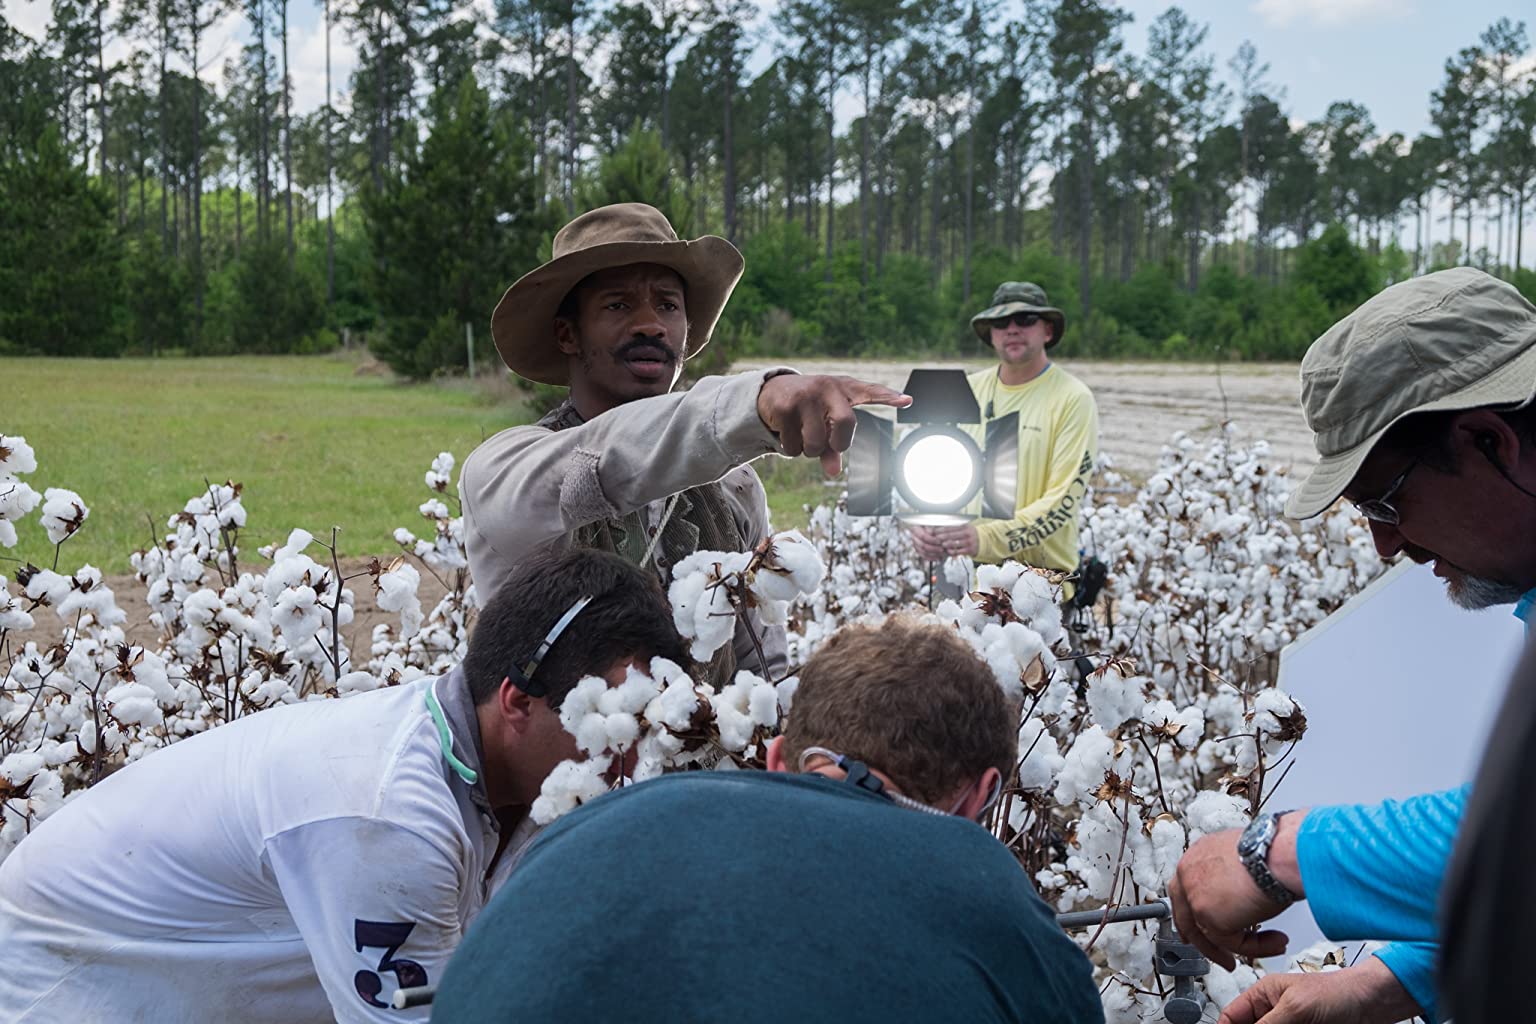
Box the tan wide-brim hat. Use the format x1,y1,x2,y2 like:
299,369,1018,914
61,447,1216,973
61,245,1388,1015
491,203,745,386
1286,267,1536,519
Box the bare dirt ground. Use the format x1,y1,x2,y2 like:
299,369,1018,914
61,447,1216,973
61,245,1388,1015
9,359,1310,656
736,358,1315,483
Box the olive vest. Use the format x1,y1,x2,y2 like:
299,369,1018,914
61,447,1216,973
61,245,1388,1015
539,400,743,687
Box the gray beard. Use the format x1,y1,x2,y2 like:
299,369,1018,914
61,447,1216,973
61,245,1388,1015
1447,574,1529,611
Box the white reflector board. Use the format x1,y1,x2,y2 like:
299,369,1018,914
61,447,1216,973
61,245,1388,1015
1262,559,1523,959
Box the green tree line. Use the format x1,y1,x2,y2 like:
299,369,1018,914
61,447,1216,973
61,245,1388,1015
1,1,1534,371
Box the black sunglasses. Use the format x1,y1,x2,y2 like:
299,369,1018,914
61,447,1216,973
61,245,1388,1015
991,312,1043,330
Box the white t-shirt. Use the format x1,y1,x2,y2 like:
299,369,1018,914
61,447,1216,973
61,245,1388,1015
0,673,529,1023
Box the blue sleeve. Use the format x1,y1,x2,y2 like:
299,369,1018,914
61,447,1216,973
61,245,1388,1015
1295,786,1466,943
1372,943,1440,1022
1295,789,1466,1022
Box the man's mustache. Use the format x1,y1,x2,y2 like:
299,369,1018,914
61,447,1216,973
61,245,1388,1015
615,335,678,364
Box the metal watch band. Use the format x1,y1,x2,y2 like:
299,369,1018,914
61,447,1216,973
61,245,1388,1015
1237,811,1300,908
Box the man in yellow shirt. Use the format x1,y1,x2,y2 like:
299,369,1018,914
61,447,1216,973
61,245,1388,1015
910,282,1099,577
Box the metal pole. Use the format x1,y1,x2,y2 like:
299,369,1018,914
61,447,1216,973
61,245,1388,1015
1056,899,1171,931
466,323,475,379
393,985,435,1009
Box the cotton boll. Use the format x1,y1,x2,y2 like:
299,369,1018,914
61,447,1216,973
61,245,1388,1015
668,558,740,662
942,556,974,593
0,435,38,476
1009,571,1054,621
425,452,455,492
1085,666,1144,731
376,563,423,640
605,665,662,716
1185,791,1251,842
1141,699,1205,749
272,528,314,563
0,750,46,785
753,530,826,603
272,585,326,647
105,683,164,728
747,678,779,728
56,576,126,628
1099,980,1162,1024
531,758,611,824
336,671,383,696
709,682,757,752
0,478,40,528
1016,717,1065,791
1203,962,1262,1010
1054,726,1117,804
644,678,701,732
38,488,88,545
23,569,71,606
976,562,1022,593
262,552,325,602
1144,815,1186,890
1099,920,1155,978
602,713,641,751
556,676,606,735
933,598,964,625
775,676,799,718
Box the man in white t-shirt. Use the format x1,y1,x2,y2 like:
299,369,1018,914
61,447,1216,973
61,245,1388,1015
0,546,688,1023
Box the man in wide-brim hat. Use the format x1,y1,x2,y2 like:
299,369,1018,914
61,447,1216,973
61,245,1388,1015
909,280,1098,585
460,202,909,685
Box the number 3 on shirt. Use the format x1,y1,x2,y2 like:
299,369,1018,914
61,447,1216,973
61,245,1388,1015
354,919,429,1008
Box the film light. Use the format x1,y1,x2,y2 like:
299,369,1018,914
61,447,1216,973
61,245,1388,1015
847,369,1018,525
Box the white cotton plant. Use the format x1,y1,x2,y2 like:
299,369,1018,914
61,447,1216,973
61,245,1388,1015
0,428,1386,1022
530,530,831,826
667,530,828,668
0,446,485,863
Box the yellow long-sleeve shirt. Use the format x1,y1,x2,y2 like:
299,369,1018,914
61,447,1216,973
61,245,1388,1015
962,363,1099,571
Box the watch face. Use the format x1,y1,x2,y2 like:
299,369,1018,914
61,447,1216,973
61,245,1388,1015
1237,817,1270,859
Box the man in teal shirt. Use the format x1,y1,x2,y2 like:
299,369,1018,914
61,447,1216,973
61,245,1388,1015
1169,268,1536,1023
432,614,1103,1024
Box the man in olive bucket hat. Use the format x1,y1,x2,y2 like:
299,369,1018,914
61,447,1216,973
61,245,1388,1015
1162,267,1536,1024
460,203,910,687
908,281,1099,584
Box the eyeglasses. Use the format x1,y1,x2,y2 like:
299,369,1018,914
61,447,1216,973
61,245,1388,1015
1350,456,1420,525
991,313,1042,330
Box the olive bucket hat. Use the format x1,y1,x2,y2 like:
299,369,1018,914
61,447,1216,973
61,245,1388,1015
1286,267,1536,520
491,203,745,386
969,281,1067,349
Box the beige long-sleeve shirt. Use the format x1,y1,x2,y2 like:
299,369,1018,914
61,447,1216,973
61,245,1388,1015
459,370,792,679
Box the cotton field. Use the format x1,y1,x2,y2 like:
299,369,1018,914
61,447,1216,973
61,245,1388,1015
0,428,1387,1020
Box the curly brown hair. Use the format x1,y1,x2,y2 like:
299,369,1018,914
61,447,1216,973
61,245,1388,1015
782,613,1018,805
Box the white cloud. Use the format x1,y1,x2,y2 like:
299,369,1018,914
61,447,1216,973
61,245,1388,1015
286,10,360,117
2,0,51,43
1251,0,1407,28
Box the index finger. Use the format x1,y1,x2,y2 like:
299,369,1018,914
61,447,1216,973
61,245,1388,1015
837,377,911,408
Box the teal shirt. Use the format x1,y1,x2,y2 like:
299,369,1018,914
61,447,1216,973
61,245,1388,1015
434,771,1104,1024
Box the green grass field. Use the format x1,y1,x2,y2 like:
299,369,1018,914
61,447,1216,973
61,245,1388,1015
3,354,824,575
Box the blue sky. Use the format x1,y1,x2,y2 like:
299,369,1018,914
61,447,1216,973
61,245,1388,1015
1112,0,1527,139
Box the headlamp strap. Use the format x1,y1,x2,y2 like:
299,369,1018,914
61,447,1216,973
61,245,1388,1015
510,594,595,698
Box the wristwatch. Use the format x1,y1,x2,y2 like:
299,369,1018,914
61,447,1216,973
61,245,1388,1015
1236,811,1301,908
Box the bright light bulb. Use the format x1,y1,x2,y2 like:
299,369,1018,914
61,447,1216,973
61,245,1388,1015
900,433,975,507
